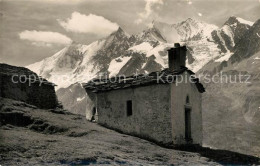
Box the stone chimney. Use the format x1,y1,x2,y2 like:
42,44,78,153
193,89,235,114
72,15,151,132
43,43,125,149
167,43,187,71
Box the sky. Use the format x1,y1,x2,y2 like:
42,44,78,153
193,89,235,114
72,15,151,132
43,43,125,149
0,0,260,66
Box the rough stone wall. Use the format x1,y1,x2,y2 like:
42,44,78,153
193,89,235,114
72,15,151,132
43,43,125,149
96,84,173,144
0,74,58,109
170,71,203,145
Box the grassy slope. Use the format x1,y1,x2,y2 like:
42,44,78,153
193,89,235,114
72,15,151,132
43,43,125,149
0,98,217,166
1,98,259,165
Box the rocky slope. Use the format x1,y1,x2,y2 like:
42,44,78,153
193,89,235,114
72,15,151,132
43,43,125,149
0,63,58,109
201,52,260,156
56,83,90,117
200,18,260,74
211,16,253,54
1,97,259,165
229,19,260,64
198,19,260,156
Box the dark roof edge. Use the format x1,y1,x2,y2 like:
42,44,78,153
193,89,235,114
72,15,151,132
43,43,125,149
83,67,205,93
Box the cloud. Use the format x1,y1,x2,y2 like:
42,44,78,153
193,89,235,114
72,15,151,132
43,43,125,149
135,0,164,24
198,12,203,17
58,12,119,37
19,30,72,46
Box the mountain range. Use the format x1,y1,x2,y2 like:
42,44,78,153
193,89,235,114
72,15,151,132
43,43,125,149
27,16,260,156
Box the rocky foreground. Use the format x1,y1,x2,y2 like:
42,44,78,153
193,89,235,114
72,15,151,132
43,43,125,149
0,97,259,166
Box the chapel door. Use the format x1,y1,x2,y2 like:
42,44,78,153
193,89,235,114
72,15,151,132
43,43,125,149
185,108,192,141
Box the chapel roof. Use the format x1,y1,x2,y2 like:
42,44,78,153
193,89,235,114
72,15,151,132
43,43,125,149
83,66,205,93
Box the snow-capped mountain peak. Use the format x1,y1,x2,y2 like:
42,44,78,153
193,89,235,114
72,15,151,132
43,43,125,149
173,18,218,41
103,27,130,47
109,27,130,38
26,18,220,88
137,26,167,44
151,20,180,43
27,17,257,89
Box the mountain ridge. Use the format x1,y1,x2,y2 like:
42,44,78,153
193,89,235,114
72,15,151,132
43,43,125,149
27,17,227,88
